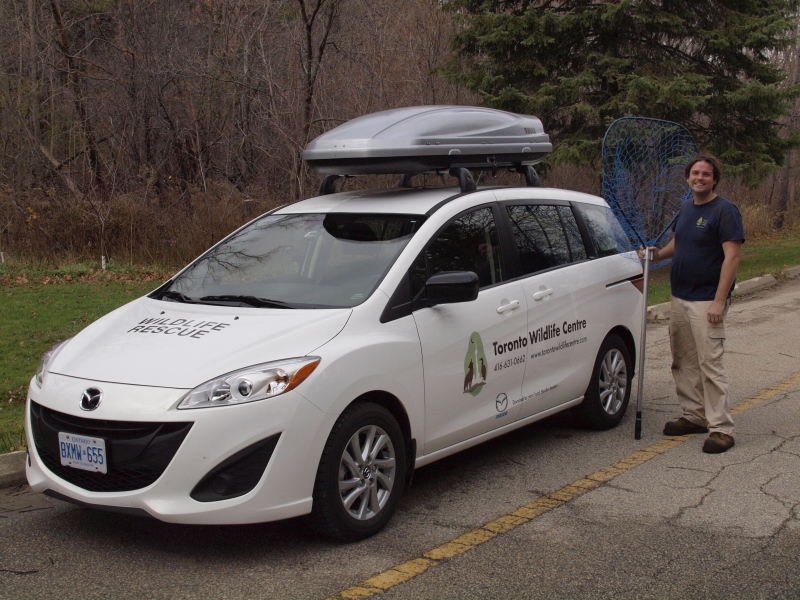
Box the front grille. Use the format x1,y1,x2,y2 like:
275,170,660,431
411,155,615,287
30,401,193,492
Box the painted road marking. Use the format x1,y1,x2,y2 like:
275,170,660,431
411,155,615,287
326,371,800,600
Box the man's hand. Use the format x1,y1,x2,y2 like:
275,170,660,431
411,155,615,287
708,299,726,324
638,246,658,261
639,238,675,262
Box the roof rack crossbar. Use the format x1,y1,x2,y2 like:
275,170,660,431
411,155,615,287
322,164,536,195
449,167,477,193
319,174,342,195
398,173,416,188
516,165,541,187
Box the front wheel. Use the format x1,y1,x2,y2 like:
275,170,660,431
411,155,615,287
574,333,632,430
309,402,406,542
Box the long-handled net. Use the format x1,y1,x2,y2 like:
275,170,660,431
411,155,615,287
602,117,698,250
601,117,698,439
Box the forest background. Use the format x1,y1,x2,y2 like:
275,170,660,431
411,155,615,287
1,0,800,270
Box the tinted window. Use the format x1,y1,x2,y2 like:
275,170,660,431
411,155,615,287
506,204,586,275
576,204,630,257
558,206,588,262
411,207,504,297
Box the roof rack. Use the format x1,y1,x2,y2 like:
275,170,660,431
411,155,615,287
303,106,551,194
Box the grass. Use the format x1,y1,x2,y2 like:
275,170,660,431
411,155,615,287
0,262,169,453
2,233,800,453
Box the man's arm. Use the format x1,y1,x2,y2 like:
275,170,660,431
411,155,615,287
708,239,743,324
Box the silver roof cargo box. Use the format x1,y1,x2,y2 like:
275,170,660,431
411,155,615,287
303,106,551,176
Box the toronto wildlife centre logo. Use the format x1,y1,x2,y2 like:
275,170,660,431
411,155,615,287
463,332,488,396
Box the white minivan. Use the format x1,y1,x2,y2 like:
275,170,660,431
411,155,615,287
26,106,643,541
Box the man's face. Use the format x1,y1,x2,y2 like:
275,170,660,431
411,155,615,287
687,160,717,194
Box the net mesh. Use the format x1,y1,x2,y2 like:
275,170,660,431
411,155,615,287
601,117,698,255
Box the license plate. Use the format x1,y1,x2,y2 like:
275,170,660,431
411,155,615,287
58,432,107,474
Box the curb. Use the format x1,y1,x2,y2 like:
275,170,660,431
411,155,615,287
782,265,800,279
0,450,27,488
0,269,795,490
734,274,777,296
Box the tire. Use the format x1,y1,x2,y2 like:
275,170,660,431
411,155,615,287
574,333,632,430
309,402,406,542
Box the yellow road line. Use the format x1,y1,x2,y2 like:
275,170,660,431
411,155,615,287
326,371,800,600
731,370,800,416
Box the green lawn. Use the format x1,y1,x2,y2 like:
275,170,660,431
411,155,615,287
0,276,162,452
2,233,800,453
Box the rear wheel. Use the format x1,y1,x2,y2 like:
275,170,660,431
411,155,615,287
310,402,406,542
574,334,632,430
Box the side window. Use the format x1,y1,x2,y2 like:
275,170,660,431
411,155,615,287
577,204,629,257
558,206,588,262
506,204,585,276
410,207,504,297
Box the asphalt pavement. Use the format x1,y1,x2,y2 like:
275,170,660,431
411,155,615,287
2,269,800,599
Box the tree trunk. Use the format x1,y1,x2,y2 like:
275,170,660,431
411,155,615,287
49,0,104,193
773,22,800,230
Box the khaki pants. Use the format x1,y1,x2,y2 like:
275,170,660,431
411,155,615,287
668,296,735,436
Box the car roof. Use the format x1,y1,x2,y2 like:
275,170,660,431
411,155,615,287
276,185,608,216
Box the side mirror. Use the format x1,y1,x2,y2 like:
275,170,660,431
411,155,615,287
425,271,480,306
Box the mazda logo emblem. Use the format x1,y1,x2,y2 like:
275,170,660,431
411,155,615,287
496,393,508,412
80,388,103,411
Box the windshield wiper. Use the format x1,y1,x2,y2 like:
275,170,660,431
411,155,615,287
159,291,200,304
198,295,295,309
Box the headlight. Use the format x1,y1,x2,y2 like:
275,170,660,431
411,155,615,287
178,357,321,409
35,338,72,388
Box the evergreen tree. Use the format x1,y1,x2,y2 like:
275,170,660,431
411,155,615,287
444,0,800,185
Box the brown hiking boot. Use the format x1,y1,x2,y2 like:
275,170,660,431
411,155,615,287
663,417,709,436
702,432,735,454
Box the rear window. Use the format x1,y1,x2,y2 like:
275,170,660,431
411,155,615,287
575,204,630,257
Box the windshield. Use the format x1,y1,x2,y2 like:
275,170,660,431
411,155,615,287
154,212,424,308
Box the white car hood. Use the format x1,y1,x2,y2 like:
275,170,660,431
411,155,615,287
49,297,351,388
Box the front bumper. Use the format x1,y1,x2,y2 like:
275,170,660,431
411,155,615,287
25,374,337,524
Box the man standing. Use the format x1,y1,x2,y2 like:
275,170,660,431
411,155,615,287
642,155,745,453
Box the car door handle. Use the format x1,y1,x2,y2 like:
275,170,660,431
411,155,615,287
496,300,521,314
532,288,553,301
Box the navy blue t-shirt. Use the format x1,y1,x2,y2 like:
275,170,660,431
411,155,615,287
670,196,745,301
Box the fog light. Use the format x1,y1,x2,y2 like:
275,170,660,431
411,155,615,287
211,474,233,495
191,434,282,502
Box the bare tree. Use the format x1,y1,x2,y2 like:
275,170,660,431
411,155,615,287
0,0,475,264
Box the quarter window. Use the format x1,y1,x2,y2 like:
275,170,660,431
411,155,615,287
577,204,629,257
